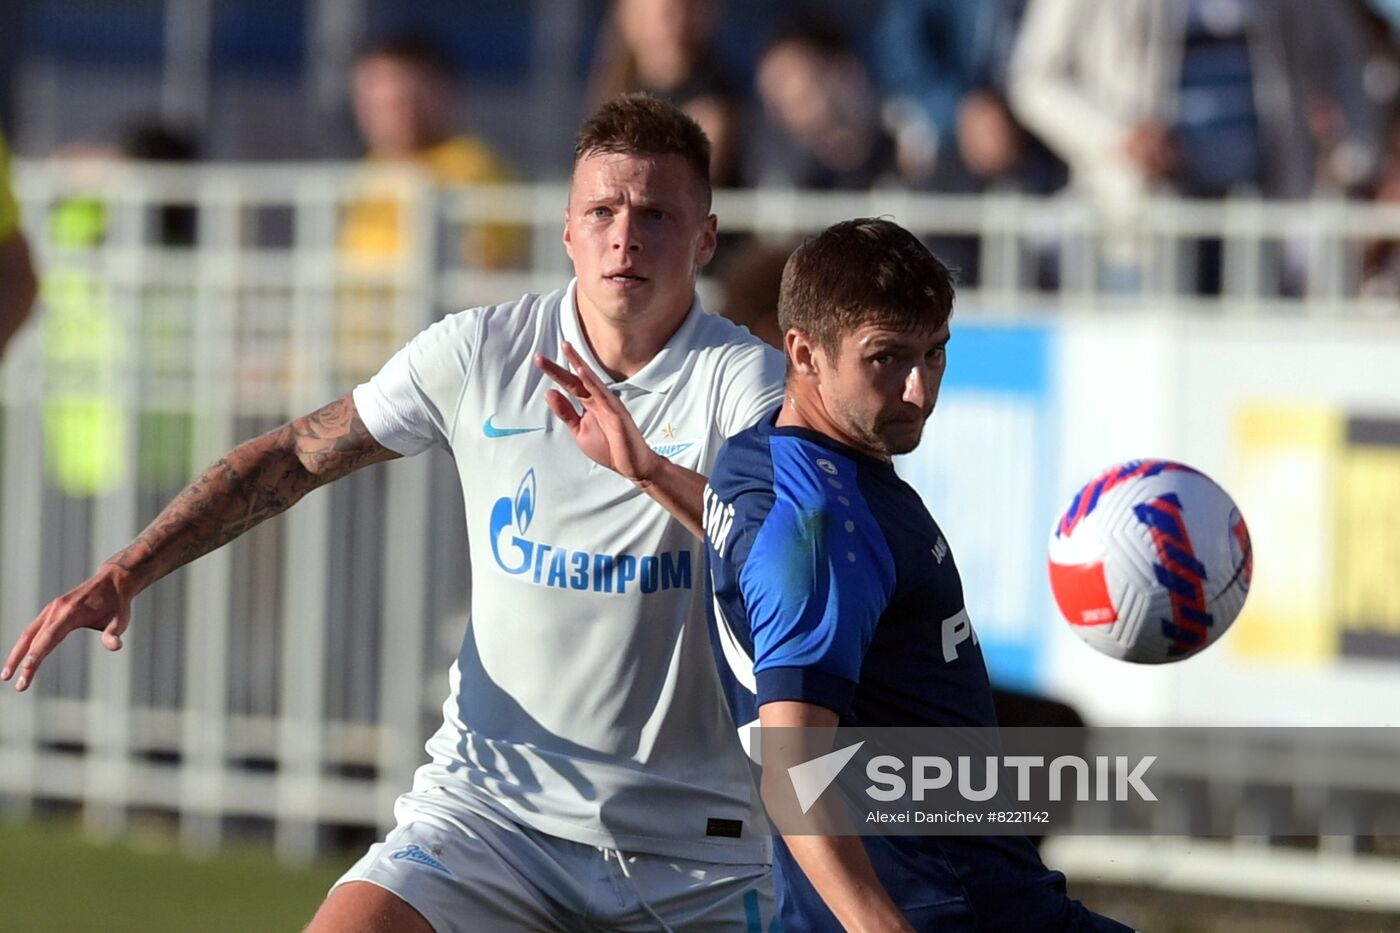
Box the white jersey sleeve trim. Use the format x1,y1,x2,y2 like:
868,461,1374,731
351,380,429,457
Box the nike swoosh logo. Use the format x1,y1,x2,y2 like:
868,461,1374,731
483,416,544,438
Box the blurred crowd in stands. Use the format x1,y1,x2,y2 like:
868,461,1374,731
576,0,1400,297
6,0,1400,301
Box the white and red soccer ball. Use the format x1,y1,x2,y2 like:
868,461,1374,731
1047,459,1252,664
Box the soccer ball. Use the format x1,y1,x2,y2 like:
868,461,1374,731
1047,459,1252,664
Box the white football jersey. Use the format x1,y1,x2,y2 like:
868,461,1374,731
353,280,784,862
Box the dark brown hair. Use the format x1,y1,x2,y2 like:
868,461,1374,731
778,218,955,357
354,33,455,83
573,93,712,210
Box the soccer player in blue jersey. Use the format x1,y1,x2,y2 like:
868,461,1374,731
701,218,1133,931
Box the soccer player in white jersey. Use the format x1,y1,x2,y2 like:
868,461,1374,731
3,94,785,932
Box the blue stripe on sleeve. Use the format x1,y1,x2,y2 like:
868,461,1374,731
755,665,857,714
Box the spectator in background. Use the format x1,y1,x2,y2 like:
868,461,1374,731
1357,0,1400,142
588,0,743,188
340,34,524,384
1009,0,1380,295
716,239,794,348
751,24,899,191
874,0,1068,286
0,127,38,357
342,33,522,272
877,0,1035,192
1009,0,1380,208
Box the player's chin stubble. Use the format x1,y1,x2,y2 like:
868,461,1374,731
875,419,927,457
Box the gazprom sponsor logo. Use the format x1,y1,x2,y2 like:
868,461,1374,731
490,469,693,594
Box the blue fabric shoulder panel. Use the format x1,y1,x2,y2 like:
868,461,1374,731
739,434,897,713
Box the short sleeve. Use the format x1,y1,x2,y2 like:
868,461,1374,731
739,488,895,717
716,341,786,439
352,306,484,456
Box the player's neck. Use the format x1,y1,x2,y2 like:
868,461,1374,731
777,387,889,462
572,297,688,381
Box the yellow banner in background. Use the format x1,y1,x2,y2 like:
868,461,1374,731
1231,406,1342,662
1334,419,1400,659
1231,406,1400,664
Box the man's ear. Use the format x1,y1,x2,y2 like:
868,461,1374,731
786,328,819,377
695,213,718,270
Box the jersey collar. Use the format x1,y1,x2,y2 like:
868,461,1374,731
560,278,704,395
763,410,900,476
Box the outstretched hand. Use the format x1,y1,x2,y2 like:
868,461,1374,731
534,342,662,485
2,564,136,692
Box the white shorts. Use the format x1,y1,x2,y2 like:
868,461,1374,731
334,787,775,932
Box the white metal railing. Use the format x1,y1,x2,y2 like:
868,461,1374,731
1,165,1399,898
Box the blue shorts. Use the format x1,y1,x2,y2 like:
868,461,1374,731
773,834,1133,932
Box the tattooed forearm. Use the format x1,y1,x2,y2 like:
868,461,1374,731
290,395,399,479
109,395,398,591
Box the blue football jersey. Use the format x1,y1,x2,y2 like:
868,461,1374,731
705,413,995,733
704,411,1133,932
